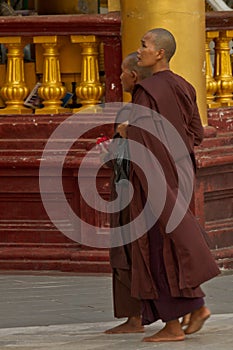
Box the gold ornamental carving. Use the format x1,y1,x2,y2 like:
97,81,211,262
214,30,233,106
71,35,104,111
33,36,68,114
0,37,32,114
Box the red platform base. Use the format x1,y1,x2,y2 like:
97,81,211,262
194,107,233,269
0,108,232,273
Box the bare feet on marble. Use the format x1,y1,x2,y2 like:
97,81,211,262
142,320,185,342
104,316,144,334
184,306,211,334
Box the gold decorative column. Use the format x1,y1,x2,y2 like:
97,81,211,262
120,0,207,125
0,37,32,114
70,35,104,111
214,30,233,106
206,31,220,108
33,36,67,115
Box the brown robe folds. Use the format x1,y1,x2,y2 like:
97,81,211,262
128,70,220,301
105,105,141,318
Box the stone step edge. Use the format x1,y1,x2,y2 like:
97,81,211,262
0,260,111,273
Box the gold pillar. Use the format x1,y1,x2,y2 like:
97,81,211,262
0,37,32,114
33,36,67,115
214,30,233,106
71,35,104,111
120,0,207,125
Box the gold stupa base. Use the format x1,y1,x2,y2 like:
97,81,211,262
0,106,33,114
35,107,71,115
72,104,103,114
217,100,233,107
207,101,221,109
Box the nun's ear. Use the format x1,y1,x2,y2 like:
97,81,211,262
131,70,138,82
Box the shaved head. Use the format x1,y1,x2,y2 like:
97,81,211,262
123,52,152,80
147,28,176,62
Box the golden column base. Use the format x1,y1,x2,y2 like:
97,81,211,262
0,37,32,114
71,35,104,113
214,30,233,107
33,36,68,115
108,0,121,12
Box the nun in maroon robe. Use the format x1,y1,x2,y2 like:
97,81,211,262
126,69,220,326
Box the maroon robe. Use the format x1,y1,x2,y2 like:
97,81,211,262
128,70,220,304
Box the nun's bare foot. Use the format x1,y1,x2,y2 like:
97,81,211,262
184,306,211,334
104,316,144,334
180,313,191,327
142,320,185,342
